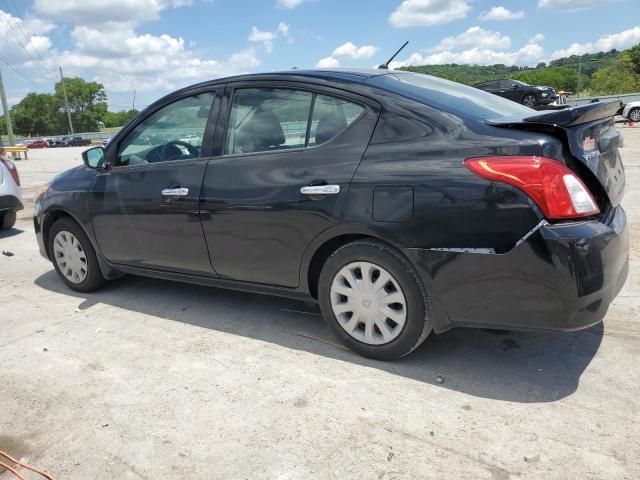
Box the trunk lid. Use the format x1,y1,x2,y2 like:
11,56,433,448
488,101,625,207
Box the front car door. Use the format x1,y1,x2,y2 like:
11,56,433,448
200,82,380,288
91,88,220,276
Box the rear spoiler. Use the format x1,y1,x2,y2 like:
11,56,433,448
488,100,620,127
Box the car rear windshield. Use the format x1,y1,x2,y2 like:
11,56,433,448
370,72,533,121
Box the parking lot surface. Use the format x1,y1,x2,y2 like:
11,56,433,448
1,132,639,479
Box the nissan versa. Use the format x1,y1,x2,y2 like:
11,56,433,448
34,69,629,360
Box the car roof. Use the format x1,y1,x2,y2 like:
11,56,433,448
171,68,412,96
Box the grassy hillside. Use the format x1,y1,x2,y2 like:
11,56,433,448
401,48,634,95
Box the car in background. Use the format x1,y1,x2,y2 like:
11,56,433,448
0,147,22,229
33,69,628,360
473,79,557,107
621,101,640,123
69,136,91,147
53,137,71,147
28,139,49,149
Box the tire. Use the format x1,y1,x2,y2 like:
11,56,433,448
522,94,537,107
0,211,16,229
48,217,106,292
629,107,640,123
318,240,432,360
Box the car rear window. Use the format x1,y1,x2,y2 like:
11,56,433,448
370,72,533,121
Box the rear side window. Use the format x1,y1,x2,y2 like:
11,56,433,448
308,94,364,147
371,73,533,120
225,88,364,155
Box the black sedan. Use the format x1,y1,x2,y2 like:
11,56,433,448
33,69,628,360
473,79,557,107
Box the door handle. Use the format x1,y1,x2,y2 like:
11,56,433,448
300,185,340,195
161,187,189,196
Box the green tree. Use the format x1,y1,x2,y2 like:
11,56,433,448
102,109,139,128
626,43,640,74
11,93,60,136
55,77,108,132
589,52,640,94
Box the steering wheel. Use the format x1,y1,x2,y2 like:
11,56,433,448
160,140,199,161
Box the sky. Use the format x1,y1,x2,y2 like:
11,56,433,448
0,0,639,111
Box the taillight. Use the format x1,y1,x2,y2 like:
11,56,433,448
1,158,20,186
464,156,599,220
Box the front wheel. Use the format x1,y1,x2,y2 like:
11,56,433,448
318,240,432,360
0,211,16,229
629,107,640,123
522,94,537,107
49,217,106,292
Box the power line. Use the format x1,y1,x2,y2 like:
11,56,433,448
0,0,51,77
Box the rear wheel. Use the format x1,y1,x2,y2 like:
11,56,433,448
49,217,106,292
522,94,537,107
629,107,640,122
318,240,432,360
0,211,16,229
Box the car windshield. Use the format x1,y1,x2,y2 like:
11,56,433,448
370,72,533,120
513,80,529,86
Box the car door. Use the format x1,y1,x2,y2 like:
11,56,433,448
200,82,380,288
500,80,519,101
91,88,221,276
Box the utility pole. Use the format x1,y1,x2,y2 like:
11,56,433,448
59,67,74,135
132,90,136,111
0,68,16,146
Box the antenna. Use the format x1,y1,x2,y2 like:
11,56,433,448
378,41,409,70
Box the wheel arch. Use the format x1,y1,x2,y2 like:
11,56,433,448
300,225,408,299
41,207,119,279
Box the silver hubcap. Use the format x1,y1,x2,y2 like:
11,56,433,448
630,109,640,122
523,95,536,107
53,230,88,283
330,261,407,345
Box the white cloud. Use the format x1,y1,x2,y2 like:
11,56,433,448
315,41,378,68
0,10,53,65
550,26,640,59
538,0,617,10
529,33,545,43
389,0,471,28
432,26,510,52
479,6,524,21
277,0,305,8
390,36,545,68
33,0,190,24
316,56,341,68
248,22,291,53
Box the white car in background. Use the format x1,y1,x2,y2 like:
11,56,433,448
0,150,22,229
622,101,640,122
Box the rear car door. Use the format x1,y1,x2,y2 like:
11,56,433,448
91,88,221,276
200,82,380,287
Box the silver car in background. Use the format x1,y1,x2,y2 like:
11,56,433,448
622,101,640,123
0,148,22,230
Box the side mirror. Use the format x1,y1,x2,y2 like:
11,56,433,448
82,146,105,169
512,84,520,89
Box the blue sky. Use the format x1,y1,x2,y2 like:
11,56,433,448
0,0,638,111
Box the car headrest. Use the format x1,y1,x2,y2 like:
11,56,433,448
315,112,347,145
237,111,285,153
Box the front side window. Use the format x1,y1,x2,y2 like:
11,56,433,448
225,88,364,155
117,92,215,166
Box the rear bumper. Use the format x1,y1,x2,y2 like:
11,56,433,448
404,206,629,333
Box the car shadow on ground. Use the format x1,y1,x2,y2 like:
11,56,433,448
35,270,604,403
0,227,24,240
